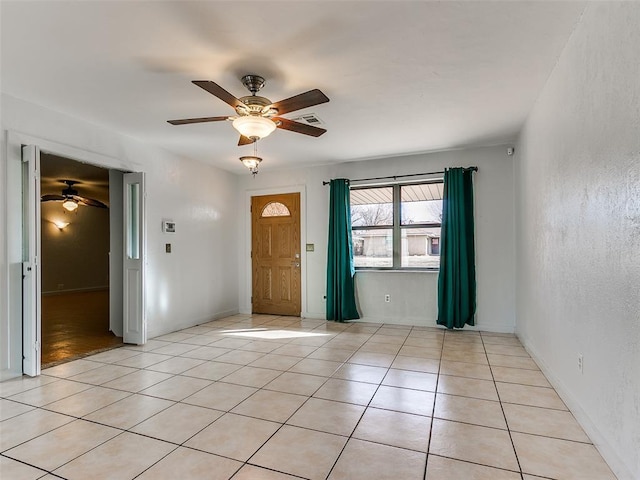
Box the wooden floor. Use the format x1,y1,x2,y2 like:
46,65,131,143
41,290,122,366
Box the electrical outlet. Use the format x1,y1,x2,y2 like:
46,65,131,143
384,294,391,303
577,354,583,373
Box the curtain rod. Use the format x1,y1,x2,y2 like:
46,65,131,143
322,166,478,185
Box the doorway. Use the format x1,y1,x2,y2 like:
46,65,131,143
39,153,121,366
251,193,301,316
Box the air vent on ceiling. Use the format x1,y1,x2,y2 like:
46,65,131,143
291,113,324,126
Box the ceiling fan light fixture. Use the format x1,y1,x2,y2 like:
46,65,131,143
62,199,78,212
232,115,276,140
239,155,262,176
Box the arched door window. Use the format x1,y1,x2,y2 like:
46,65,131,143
261,201,291,217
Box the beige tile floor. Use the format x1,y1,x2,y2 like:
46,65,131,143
0,315,617,480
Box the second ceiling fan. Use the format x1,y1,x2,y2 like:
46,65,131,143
168,75,329,145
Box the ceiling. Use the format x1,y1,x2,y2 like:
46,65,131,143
1,1,585,175
40,153,110,205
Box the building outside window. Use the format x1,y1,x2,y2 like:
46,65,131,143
350,180,443,269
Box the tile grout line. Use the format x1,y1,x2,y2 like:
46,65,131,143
241,320,376,479
219,319,375,479
3,316,610,479
480,330,525,480
115,316,307,480
423,325,447,479
323,321,396,479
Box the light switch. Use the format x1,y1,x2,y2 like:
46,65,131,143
306,243,315,252
165,243,171,253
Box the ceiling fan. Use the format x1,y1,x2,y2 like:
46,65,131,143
41,180,108,212
168,75,329,145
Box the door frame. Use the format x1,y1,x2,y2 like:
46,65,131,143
243,185,307,317
251,192,302,316
4,131,133,377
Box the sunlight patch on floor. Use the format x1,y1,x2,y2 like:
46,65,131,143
221,329,331,340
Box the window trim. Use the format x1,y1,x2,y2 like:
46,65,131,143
351,179,443,271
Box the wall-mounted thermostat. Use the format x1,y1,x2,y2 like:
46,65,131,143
162,221,176,233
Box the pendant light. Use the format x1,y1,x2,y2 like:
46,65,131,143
239,139,263,176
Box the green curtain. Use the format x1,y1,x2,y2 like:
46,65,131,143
437,168,476,329
326,179,360,322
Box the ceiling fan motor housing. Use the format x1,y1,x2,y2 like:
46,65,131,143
236,95,277,117
241,74,266,94
62,181,79,197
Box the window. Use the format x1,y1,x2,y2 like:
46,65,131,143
261,201,291,217
429,237,440,256
350,181,443,269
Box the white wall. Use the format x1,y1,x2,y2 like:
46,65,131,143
1,94,240,378
515,3,640,479
238,145,515,332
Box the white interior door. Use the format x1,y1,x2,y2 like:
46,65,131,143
22,145,41,376
109,169,124,337
123,172,146,345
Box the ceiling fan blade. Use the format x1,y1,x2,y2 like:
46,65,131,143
72,195,108,209
270,89,329,115
238,135,254,146
192,80,243,109
41,194,65,202
167,116,230,125
274,117,327,137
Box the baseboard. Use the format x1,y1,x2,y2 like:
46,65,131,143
196,308,239,325
42,286,109,296
237,308,324,320
463,322,515,334
355,315,515,333
1,367,22,382
518,335,635,480
148,308,239,339
356,315,435,327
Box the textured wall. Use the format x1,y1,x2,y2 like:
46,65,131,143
515,3,640,478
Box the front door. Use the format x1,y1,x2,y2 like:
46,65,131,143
251,193,301,316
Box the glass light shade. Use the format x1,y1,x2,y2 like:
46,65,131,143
54,221,70,229
239,155,262,169
62,199,78,211
232,115,276,139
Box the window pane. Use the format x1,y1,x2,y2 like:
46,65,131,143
352,228,393,268
400,183,443,225
127,183,140,260
401,227,441,268
350,187,393,227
